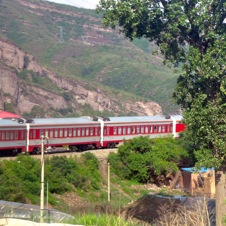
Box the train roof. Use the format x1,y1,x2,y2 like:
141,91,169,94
30,117,99,125
0,115,183,127
0,118,26,127
106,115,182,123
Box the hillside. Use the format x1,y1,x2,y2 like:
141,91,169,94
0,0,180,117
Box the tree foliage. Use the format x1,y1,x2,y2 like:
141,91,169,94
97,1,225,222
97,0,226,66
0,154,101,204
108,136,188,184
97,0,226,167
173,36,226,168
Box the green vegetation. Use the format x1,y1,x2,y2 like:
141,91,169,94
18,69,60,93
76,213,141,226
3,101,15,113
0,136,191,224
108,136,188,184
23,105,46,118
98,0,225,223
0,153,101,205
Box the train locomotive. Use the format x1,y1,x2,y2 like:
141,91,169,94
0,112,185,156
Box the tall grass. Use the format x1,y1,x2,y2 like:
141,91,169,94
75,197,215,226
75,213,147,226
154,197,215,226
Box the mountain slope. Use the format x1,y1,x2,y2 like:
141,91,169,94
0,0,180,116
0,36,163,117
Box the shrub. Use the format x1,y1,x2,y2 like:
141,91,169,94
108,136,188,184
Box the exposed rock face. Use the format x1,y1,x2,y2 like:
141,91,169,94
0,37,162,117
0,39,43,73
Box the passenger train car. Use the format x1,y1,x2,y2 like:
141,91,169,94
0,114,185,156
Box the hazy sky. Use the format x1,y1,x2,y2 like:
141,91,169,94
46,0,100,9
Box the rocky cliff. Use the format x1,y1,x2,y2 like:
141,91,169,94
0,37,162,117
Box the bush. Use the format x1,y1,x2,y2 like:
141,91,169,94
0,154,101,204
108,136,189,184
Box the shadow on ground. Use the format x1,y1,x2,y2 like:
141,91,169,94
120,194,216,225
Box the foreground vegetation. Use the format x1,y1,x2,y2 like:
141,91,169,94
0,136,216,225
0,136,198,225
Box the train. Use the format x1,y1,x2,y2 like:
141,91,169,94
0,111,186,156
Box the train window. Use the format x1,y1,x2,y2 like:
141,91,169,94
86,128,89,136
77,128,81,136
30,130,36,139
6,131,9,140
64,129,68,137
30,130,33,139
145,126,148,133
141,126,144,134
150,126,153,133
162,126,166,133
2,131,5,140
169,125,172,132
136,126,140,134
118,127,122,135
50,129,53,138
55,129,58,138
40,129,44,138
82,128,85,136
132,126,135,134
113,127,117,135
59,129,63,137
154,126,157,133
164,125,168,132
21,131,25,140
46,130,49,138
127,127,131,134
104,127,110,135
15,131,18,140
123,127,126,135
90,128,93,136
69,129,72,137
158,126,161,133
10,131,14,140
73,128,76,137
95,127,98,136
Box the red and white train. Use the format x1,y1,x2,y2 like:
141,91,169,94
0,112,185,156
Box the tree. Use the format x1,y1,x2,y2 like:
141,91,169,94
97,0,226,224
108,136,188,184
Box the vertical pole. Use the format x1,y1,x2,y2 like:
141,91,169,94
108,162,110,202
46,181,48,210
26,123,30,153
40,135,45,223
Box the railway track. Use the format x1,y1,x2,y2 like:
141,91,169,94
0,148,118,161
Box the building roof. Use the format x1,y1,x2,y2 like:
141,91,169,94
181,167,215,173
0,110,21,119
